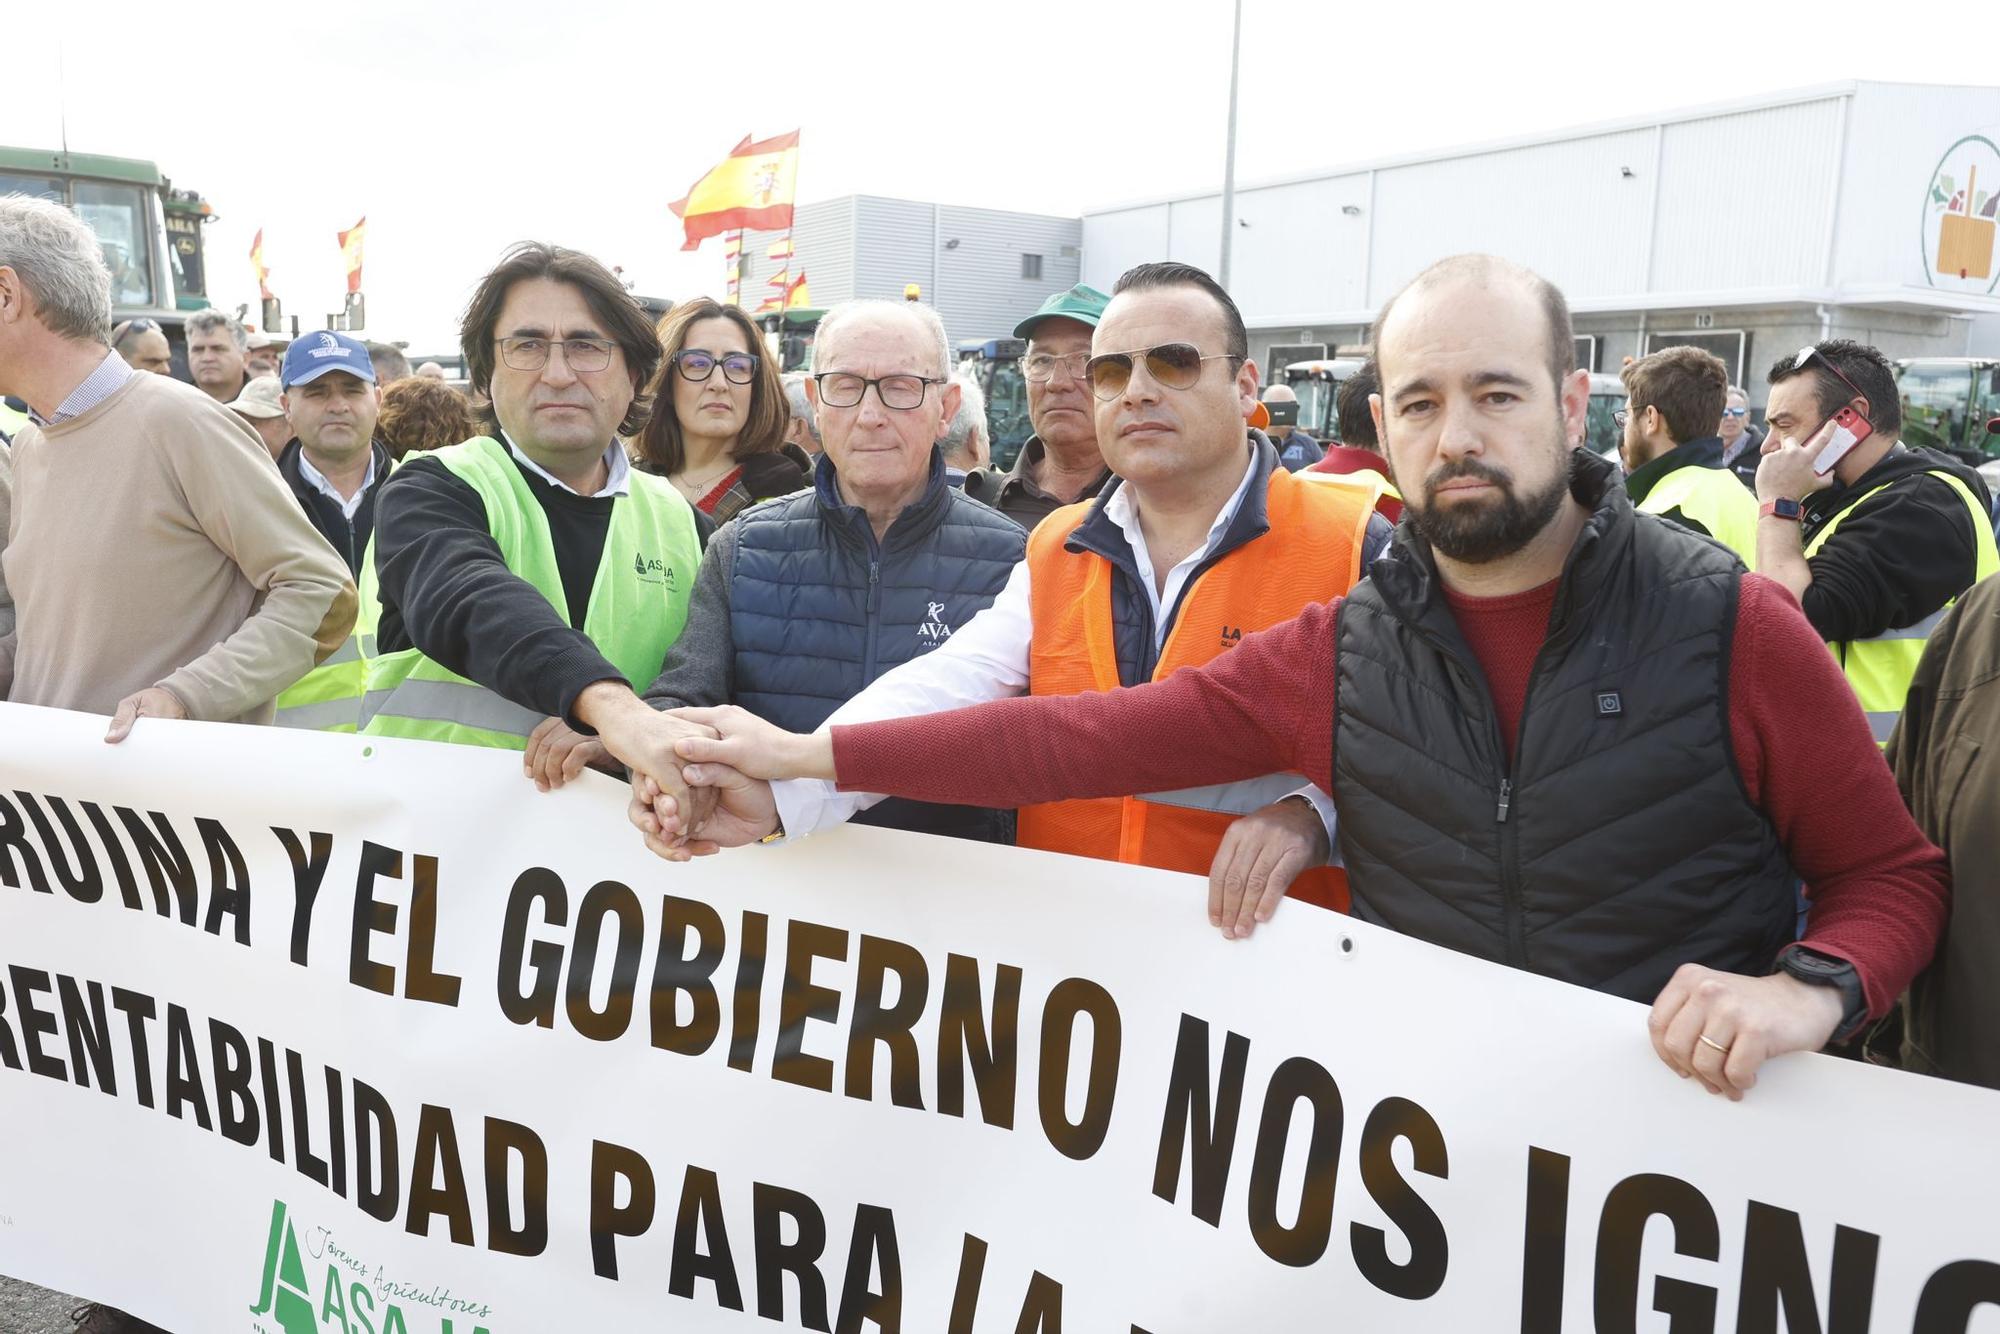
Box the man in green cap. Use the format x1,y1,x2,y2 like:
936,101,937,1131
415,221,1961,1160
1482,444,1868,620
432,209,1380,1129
962,283,1115,528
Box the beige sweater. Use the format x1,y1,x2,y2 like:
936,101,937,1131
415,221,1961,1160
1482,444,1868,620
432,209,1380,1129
1,372,356,722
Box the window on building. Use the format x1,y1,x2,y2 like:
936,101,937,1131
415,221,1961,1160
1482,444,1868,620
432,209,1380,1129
1021,253,1043,280
1573,335,1598,372
1644,330,1747,384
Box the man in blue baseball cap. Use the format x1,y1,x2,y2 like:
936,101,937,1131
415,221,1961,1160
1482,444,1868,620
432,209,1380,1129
264,330,392,731
276,331,388,574
962,283,1115,529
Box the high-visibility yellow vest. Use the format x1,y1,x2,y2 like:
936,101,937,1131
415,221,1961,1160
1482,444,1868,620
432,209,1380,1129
358,436,701,750
1637,463,1760,568
1804,469,1999,745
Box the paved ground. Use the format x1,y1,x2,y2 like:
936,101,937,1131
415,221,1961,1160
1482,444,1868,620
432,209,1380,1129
0,1275,77,1333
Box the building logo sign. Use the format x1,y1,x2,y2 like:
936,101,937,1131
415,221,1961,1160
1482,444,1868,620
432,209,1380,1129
1921,134,2000,293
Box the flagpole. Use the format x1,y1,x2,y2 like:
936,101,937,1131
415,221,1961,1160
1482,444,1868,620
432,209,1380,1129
1218,0,1242,290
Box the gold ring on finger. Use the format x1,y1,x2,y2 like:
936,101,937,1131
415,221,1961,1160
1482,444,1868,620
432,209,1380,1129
1698,1033,1730,1055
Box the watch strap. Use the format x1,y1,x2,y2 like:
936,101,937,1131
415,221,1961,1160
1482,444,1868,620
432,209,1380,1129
1775,944,1868,1042
1759,498,1802,521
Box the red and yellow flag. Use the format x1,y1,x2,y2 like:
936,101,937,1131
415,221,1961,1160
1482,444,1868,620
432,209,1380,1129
249,228,272,300
766,238,794,260
338,217,366,294
670,131,799,251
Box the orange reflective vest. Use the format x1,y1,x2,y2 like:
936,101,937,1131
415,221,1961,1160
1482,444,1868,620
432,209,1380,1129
1020,465,1374,912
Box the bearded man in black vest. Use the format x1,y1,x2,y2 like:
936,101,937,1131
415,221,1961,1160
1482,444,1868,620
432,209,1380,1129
652,254,1952,1101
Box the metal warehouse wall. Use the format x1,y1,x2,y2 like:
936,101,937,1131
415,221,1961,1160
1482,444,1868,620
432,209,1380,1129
1081,83,2000,329
731,196,1081,344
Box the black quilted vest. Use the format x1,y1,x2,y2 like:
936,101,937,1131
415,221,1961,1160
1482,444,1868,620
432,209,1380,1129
1332,450,1796,1002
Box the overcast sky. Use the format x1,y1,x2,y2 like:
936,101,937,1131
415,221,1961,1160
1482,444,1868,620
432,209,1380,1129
6,0,1994,350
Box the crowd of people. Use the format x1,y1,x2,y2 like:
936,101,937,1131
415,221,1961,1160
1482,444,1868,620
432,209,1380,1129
2,186,1998,1330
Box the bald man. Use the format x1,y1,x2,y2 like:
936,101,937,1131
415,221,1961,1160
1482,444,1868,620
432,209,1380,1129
1261,383,1323,471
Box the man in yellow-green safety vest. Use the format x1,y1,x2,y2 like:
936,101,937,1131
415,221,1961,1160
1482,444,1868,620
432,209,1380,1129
1756,340,1998,745
1619,345,1759,567
361,241,718,815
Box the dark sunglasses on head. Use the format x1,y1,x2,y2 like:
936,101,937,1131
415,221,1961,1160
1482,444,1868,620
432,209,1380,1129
1790,345,1873,424
675,349,760,385
1084,342,1241,401
111,318,161,343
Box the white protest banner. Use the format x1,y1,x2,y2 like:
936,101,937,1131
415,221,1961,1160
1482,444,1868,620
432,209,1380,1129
1,700,1998,1333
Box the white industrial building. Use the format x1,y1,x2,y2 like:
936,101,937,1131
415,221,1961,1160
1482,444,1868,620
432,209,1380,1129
733,195,1082,346
1081,81,2000,405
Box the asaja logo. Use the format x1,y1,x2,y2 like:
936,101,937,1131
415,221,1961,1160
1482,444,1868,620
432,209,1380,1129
632,551,676,589
918,599,953,642
1921,134,2000,292
248,1199,494,1334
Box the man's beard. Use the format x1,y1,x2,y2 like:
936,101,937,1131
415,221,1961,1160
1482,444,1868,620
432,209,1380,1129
1403,449,1571,565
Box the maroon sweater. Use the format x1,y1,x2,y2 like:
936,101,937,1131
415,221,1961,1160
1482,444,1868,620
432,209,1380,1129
834,573,1950,1018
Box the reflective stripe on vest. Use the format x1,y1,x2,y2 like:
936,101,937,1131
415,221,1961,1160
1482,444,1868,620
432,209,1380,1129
1804,469,2000,747
1019,464,1373,913
1638,463,1759,568
358,436,702,751
272,637,367,732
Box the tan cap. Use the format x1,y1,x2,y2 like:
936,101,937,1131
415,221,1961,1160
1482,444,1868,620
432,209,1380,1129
228,374,286,420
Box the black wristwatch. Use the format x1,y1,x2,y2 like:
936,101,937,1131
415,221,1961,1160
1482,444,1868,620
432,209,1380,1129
1774,945,1868,1042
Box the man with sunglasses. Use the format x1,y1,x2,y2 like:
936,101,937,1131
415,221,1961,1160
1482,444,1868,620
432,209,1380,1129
633,262,1391,929
961,284,1116,529
362,243,713,825
609,298,1025,844
1717,385,1762,488
658,255,1952,1101
1757,339,1997,744
111,317,172,376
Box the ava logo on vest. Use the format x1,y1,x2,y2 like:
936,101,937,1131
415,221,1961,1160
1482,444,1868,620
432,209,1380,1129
918,600,953,642
631,551,677,590
1921,134,2000,293
248,1198,496,1334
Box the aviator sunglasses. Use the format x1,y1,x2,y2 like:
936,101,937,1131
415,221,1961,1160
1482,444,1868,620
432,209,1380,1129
1083,342,1242,401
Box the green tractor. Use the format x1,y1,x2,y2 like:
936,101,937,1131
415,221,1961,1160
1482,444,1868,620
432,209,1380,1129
0,146,217,376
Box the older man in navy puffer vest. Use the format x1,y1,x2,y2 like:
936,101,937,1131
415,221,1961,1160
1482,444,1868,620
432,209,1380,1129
637,299,1025,842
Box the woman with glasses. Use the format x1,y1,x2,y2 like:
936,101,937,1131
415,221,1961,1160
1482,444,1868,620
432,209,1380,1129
635,298,809,524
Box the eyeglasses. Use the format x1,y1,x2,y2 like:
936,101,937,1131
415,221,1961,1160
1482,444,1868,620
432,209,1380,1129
812,371,941,411
675,349,760,385
1023,350,1091,384
1083,343,1241,401
1789,346,1873,424
1613,409,1629,428
1721,407,1748,418
496,336,616,373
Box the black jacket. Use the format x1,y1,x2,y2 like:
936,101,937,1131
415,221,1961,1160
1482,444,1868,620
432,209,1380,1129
277,438,392,575
372,448,711,726
1798,444,1993,643
1333,448,1797,1002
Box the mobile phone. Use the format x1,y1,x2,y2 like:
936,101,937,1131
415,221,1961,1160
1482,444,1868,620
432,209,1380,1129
1812,406,1873,476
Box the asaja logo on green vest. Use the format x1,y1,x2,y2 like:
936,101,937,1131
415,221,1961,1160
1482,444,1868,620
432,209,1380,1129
1921,134,2000,292
247,1199,497,1334
632,550,677,589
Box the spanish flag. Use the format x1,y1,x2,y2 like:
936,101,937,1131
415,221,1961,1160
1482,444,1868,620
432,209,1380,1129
338,216,366,294
783,271,811,310
671,131,800,251
249,228,272,300
766,268,791,289
766,238,793,260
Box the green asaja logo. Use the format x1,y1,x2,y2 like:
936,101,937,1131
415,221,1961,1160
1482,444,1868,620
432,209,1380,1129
632,551,676,588
249,1199,494,1334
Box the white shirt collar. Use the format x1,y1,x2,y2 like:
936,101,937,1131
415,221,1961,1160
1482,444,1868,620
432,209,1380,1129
500,430,630,499
295,447,379,521
1102,443,1261,647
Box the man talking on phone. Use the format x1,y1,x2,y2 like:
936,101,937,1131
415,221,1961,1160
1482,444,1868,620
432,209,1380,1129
1755,340,1997,744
